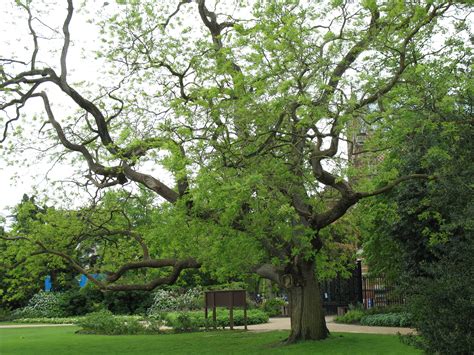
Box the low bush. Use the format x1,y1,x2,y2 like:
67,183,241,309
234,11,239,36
363,304,407,315
0,308,12,322
76,310,159,335
58,286,104,316
334,309,365,324
165,309,268,329
147,288,201,316
360,312,413,327
262,297,287,317
171,312,200,332
12,291,66,318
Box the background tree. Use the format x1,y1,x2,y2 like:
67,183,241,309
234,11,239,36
0,195,80,309
0,0,471,342
357,51,473,353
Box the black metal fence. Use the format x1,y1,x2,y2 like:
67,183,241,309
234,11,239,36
320,261,405,313
361,275,405,309
320,261,363,314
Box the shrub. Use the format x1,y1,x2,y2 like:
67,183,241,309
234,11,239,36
407,237,474,355
76,310,159,335
165,308,268,329
0,308,12,322
262,297,286,317
334,309,365,324
363,304,407,316
12,291,66,318
77,310,124,335
58,286,104,316
171,312,199,332
147,288,201,316
360,312,413,327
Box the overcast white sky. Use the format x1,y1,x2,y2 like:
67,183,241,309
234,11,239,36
0,0,109,219
1,0,470,223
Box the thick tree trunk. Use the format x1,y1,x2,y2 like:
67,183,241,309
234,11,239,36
285,260,329,343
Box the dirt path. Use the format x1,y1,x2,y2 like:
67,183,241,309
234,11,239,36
0,323,74,329
0,317,415,335
234,316,415,335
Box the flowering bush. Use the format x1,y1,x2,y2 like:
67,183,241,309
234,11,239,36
12,291,65,318
147,288,202,316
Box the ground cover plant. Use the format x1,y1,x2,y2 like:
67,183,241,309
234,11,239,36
360,313,413,328
334,305,413,327
5,309,269,333
76,310,161,335
0,326,422,355
164,309,269,330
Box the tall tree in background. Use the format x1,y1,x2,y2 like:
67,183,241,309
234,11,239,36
356,49,473,353
0,0,471,341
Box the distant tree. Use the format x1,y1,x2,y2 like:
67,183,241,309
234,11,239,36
357,56,473,353
0,195,76,308
1,0,471,341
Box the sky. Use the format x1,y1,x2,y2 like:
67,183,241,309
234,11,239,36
0,0,108,219
1,0,470,224
0,0,251,220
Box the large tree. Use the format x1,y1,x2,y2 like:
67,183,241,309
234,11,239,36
1,0,471,342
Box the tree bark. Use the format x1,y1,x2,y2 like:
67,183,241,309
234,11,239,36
285,260,329,343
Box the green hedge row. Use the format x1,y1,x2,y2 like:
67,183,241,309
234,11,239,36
165,309,269,329
334,306,414,327
360,313,413,327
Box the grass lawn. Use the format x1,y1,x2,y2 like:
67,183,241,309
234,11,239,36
0,326,421,354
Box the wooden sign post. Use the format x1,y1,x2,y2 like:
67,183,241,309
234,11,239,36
204,290,247,330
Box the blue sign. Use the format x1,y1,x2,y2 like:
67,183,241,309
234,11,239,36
44,273,104,291
44,275,52,292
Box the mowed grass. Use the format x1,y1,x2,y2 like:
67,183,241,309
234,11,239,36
0,326,421,355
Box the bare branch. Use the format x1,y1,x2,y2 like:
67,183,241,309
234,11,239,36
60,0,74,82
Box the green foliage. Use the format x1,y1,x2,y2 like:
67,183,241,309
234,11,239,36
407,237,474,355
359,62,473,353
12,291,66,318
102,289,155,315
0,308,12,322
0,196,73,309
262,297,287,317
76,310,160,335
58,286,104,316
170,312,199,332
165,309,269,329
334,309,365,324
363,305,407,316
360,313,413,328
1,1,471,342
147,288,202,316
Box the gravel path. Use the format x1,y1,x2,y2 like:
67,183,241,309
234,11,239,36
234,316,415,335
0,317,415,335
0,324,74,329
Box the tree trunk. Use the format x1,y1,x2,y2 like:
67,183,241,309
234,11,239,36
285,260,329,343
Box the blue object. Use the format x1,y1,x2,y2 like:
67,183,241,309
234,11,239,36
78,274,88,287
45,273,104,291
78,273,103,287
44,275,52,292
